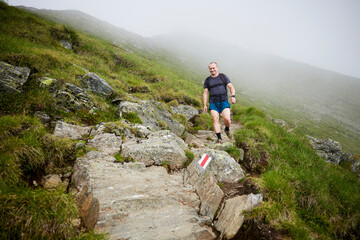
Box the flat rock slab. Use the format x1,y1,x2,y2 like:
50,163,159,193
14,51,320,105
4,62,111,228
53,121,92,140
87,133,122,156
80,151,215,240
121,130,188,170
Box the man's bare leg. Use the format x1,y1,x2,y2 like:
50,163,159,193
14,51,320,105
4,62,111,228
211,110,221,133
211,110,223,142
221,108,231,128
222,108,232,139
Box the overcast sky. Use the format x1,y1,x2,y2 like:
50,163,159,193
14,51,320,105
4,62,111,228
7,0,360,78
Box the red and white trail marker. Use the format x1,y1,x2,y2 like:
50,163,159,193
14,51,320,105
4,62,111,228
197,154,212,174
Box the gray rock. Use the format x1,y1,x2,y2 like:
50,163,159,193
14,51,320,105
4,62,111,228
214,193,263,239
133,124,152,138
53,121,92,140
41,174,62,189
268,114,286,127
34,111,51,123
75,141,86,149
184,132,205,148
117,100,185,136
80,72,114,97
307,136,343,164
192,148,246,183
87,133,122,156
69,155,100,230
273,119,286,127
353,160,360,174
54,83,96,111
60,40,72,50
184,159,224,220
148,130,188,150
121,130,188,170
171,104,199,120
0,61,30,93
123,162,146,171
89,122,106,136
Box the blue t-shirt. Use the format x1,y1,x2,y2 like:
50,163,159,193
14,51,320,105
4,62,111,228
203,73,231,103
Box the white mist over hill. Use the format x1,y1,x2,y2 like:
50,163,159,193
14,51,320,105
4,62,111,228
8,0,360,78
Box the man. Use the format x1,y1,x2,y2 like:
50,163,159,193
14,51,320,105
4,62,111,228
203,62,236,144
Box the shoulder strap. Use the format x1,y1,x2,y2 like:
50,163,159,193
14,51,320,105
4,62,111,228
219,73,228,91
219,73,227,86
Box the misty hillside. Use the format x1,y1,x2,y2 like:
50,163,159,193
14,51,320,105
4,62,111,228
16,6,152,52
152,33,360,153
15,6,360,153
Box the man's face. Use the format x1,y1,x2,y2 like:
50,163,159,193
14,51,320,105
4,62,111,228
208,64,218,76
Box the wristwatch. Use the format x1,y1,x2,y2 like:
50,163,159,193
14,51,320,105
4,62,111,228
231,95,236,98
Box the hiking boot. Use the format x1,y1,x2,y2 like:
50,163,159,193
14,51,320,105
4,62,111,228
225,129,232,140
215,138,223,144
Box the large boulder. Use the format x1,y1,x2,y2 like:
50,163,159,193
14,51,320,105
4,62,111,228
192,148,246,183
121,130,188,170
53,121,92,140
0,61,30,93
184,158,224,220
307,136,348,164
80,72,114,97
117,100,185,136
214,193,263,239
54,83,96,111
171,104,199,120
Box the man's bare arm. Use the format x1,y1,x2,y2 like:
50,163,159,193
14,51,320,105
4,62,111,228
227,83,236,104
203,88,208,112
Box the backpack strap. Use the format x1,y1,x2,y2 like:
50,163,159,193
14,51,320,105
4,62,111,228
219,73,227,88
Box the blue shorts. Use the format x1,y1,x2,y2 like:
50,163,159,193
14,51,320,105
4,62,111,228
209,101,230,113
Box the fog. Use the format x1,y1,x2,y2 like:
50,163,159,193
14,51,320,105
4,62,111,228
7,0,360,78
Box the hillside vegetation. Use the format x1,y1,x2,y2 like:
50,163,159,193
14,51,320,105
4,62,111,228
0,3,359,239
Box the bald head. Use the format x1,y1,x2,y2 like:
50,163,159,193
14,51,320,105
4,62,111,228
208,62,219,77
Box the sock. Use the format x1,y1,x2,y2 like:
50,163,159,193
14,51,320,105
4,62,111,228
225,126,230,132
216,132,222,139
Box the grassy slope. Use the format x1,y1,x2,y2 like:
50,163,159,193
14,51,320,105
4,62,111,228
231,105,360,239
0,3,359,239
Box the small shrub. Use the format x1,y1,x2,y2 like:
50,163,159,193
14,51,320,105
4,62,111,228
122,112,142,124
114,153,124,163
184,150,195,167
158,120,168,130
167,99,179,107
225,146,243,162
189,113,213,133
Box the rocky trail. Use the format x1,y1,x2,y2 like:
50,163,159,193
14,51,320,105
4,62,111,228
54,115,261,240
